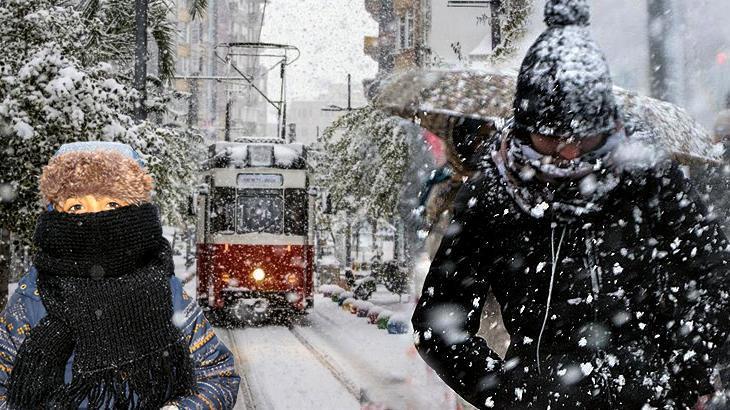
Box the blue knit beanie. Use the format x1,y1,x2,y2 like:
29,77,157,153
53,141,146,167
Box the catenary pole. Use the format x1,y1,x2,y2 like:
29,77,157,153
647,0,685,103
134,0,148,120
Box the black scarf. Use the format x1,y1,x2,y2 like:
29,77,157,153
492,127,624,221
8,204,195,409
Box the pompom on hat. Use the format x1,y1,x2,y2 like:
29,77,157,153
39,142,153,209
513,0,620,140
544,0,590,27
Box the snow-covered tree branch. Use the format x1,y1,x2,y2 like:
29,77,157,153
0,0,204,245
316,106,410,220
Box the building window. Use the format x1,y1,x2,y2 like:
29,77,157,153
407,11,415,48
399,15,407,49
185,24,192,43
181,57,190,76
398,11,415,50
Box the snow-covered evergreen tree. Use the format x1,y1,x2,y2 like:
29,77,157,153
0,0,98,66
315,106,415,267
490,0,533,62
78,0,201,81
317,106,411,220
0,0,204,246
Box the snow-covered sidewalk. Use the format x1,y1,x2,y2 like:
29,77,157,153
294,295,458,409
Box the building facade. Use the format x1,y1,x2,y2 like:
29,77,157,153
363,0,430,79
170,0,270,141
288,81,367,146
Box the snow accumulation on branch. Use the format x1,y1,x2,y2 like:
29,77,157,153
0,0,205,244
317,106,412,220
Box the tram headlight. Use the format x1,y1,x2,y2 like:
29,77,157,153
252,268,266,281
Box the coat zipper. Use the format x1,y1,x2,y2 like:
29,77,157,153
584,229,602,295
537,224,567,375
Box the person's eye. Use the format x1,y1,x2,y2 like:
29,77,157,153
107,202,121,209
68,204,83,212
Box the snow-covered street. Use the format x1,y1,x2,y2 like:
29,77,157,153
212,294,459,410
177,251,458,410
3,0,730,408
217,325,360,409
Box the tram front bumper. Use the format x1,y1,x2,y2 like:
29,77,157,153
220,289,309,311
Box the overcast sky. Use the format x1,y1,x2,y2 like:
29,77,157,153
260,0,378,102
259,0,730,125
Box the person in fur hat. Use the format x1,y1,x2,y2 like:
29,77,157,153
412,0,730,409
0,142,240,409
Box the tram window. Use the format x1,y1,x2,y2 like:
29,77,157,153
236,189,284,234
211,187,236,234
284,189,308,236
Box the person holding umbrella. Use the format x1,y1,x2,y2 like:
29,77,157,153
412,0,729,408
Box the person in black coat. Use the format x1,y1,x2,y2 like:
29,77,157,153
412,1,730,409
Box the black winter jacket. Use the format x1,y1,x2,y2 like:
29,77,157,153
412,158,730,409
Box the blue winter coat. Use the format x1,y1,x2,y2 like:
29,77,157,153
0,267,240,409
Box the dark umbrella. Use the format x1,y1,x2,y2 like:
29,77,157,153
371,69,721,170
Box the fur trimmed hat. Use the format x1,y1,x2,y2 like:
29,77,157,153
39,142,153,207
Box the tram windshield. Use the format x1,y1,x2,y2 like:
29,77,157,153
210,187,308,236
284,189,308,235
236,189,284,234
211,187,236,234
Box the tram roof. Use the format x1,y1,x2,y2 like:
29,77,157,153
205,142,307,170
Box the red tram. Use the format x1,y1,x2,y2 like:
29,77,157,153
193,142,314,322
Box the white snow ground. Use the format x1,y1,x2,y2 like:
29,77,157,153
211,296,459,410
292,296,458,409
218,326,361,409
177,262,458,409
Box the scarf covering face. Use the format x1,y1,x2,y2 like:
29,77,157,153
493,127,626,221
8,204,195,409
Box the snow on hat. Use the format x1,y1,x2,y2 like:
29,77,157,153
513,0,619,140
39,142,153,207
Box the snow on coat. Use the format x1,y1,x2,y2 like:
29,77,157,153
412,138,730,408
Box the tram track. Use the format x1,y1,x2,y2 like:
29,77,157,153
292,311,417,407
221,328,259,410
223,324,363,409
286,325,367,403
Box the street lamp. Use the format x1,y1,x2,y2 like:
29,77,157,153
321,74,365,112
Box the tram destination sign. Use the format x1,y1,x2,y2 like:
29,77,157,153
237,173,284,188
